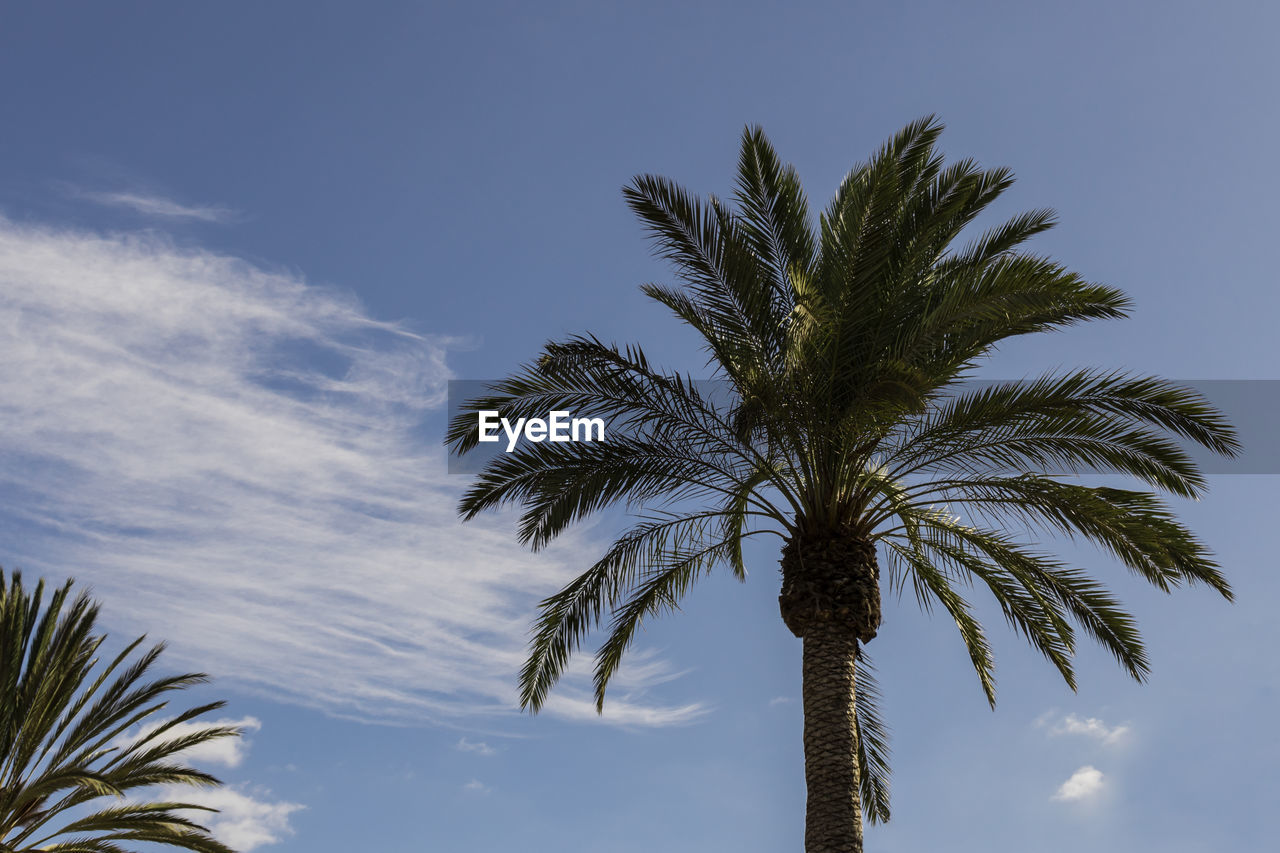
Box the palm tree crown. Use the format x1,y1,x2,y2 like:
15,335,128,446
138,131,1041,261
447,117,1236,851
1,569,242,853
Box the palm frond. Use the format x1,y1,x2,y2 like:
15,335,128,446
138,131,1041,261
732,125,817,305
1,569,242,853
519,512,741,712
853,652,891,824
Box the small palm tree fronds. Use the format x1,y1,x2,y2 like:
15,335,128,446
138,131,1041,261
1,569,241,853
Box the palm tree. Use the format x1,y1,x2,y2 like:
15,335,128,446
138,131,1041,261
1,569,242,853
446,117,1237,853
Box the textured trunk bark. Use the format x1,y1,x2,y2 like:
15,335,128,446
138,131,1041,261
802,627,863,853
779,531,879,853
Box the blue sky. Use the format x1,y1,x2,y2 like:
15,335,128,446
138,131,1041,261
1,2,1276,850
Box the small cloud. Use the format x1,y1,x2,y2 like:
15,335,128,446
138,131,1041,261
114,716,262,768
73,188,237,222
1041,713,1129,745
156,784,303,851
456,737,496,756
768,696,793,707
1052,765,1105,802
462,779,492,795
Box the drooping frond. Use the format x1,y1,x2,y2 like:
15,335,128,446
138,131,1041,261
882,535,998,706
878,512,1152,696
517,510,775,712
853,652,891,824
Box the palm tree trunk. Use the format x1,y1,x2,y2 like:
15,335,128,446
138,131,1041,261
802,627,863,853
780,531,879,852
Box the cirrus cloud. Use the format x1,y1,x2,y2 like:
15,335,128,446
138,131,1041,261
0,215,703,728
71,188,238,223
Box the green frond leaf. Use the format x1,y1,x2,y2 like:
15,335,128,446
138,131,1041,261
854,652,891,824
0,569,239,853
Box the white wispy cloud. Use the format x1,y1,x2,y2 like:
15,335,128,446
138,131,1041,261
768,696,793,707
462,779,492,795
1040,713,1130,744
114,716,262,768
0,216,703,728
73,188,237,222
456,737,496,756
158,784,304,850
536,649,706,727
1051,765,1105,802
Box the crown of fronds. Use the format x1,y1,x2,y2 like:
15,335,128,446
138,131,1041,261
448,117,1238,824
